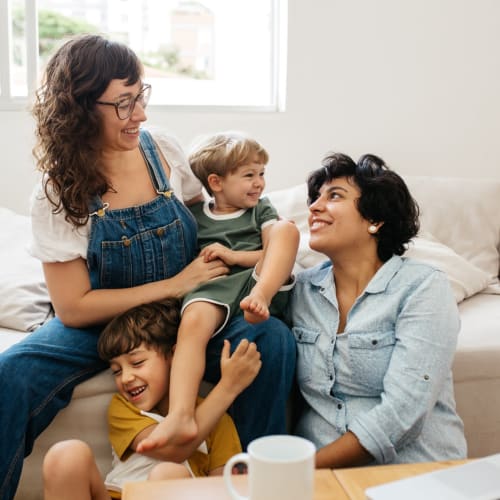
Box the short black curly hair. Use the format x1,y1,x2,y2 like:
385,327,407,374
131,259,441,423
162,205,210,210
307,153,420,262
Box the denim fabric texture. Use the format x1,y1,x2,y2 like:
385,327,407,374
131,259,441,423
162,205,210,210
288,255,467,464
0,129,296,500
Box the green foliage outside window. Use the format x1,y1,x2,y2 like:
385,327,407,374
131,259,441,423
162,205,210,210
12,8,207,79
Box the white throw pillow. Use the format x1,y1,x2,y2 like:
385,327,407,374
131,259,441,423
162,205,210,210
404,176,500,283
404,235,491,303
0,207,52,331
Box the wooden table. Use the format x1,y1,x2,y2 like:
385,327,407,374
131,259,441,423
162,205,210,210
122,469,346,500
122,460,468,500
333,460,468,500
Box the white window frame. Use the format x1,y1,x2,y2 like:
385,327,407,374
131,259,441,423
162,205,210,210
0,0,287,112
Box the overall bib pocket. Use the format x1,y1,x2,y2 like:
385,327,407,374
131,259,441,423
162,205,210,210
99,219,188,288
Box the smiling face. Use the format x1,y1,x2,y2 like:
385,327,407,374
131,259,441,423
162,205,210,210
308,176,376,260
110,343,172,415
211,157,266,212
96,78,147,154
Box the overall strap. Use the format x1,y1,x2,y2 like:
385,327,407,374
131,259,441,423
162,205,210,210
140,129,172,194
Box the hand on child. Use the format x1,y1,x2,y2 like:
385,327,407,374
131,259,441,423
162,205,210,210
174,255,229,296
200,243,237,266
220,339,261,396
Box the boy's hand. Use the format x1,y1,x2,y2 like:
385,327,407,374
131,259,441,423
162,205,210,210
200,243,238,266
219,339,261,397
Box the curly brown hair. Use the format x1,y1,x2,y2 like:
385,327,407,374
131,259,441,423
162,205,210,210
32,34,143,227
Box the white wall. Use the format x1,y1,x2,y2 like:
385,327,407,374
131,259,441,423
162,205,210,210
2,0,500,214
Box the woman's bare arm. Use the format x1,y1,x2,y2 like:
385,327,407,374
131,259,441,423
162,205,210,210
44,255,229,328
315,431,373,469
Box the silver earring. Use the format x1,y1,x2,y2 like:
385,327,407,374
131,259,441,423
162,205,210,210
368,224,378,234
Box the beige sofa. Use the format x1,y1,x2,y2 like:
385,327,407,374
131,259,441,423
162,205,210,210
1,175,499,500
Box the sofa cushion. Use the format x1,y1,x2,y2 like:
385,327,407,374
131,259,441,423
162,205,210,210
0,208,52,332
453,292,500,383
403,176,500,282
405,236,491,303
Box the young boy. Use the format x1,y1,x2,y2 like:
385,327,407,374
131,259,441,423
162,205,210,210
43,299,261,500
138,132,299,452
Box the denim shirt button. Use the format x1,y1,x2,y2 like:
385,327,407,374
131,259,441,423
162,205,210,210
329,375,333,381
371,339,378,345
156,227,165,236
337,403,342,409
424,374,430,381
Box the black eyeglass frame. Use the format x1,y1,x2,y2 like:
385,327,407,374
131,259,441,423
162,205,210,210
96,84,152,120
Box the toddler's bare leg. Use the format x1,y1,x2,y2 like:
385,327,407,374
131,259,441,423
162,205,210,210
137,302,225,451
241,220,299,323
43,440,110,500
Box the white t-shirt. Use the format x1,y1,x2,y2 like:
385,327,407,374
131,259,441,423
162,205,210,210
104,409,205,493
29,128,202,263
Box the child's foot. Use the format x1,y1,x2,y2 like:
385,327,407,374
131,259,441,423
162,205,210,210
136,412,198,453
240,291,270,324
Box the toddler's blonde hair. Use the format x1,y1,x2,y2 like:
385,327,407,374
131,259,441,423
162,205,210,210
189,131,269,195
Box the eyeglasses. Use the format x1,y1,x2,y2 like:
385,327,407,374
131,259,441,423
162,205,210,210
96,84,152,120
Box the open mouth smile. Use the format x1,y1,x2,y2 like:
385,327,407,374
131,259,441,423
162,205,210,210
127,385,146,399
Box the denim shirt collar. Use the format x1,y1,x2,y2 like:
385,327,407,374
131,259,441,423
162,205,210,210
364,255,403,294
310,261,334,289
310,254,403,295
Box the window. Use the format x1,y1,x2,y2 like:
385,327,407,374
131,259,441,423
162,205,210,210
1,0,287,111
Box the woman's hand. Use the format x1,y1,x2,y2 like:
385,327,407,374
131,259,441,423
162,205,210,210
315,431,373,469
43,255,228,328
200,243,238,266
200,243,262,269
170,255,229,297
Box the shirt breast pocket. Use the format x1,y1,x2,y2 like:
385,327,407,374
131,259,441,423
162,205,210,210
293,327,320,385
348,330,395,393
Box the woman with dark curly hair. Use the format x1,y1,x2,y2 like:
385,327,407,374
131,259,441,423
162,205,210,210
0,34,295,500
287,152,466,468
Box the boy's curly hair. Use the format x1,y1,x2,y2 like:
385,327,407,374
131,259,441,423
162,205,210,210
97,299,181,361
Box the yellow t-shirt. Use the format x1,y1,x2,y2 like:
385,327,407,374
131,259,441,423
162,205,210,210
107,393,241,490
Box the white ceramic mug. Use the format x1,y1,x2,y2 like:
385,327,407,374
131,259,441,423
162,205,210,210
223,435,315,500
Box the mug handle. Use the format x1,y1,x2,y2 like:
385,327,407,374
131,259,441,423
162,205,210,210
223,452,249,500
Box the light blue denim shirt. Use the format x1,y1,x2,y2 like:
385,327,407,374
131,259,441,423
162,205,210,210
287,255,467,464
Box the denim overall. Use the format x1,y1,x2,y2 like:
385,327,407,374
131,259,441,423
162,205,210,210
0,130,295,500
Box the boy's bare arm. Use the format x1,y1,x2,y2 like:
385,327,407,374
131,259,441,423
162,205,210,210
134,339,261,462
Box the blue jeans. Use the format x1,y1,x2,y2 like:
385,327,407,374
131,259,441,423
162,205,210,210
0,316,295,499
1,129,296,499
205,315,296,450
0,318,106,500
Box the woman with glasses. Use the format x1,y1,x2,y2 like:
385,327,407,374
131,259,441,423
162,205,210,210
0,34,296,500
287,153,466,468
